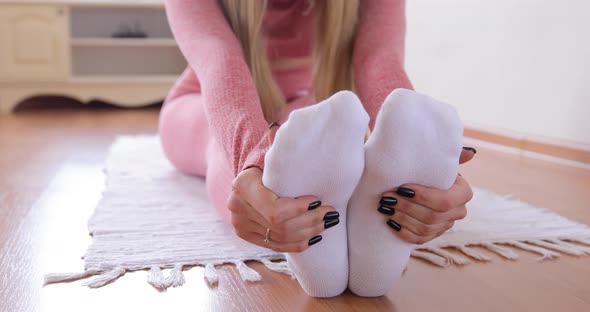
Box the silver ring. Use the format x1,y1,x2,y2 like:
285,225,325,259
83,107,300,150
264,228,271,243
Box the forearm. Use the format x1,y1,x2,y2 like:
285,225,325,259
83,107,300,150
165,0,269,175
353,0,413,130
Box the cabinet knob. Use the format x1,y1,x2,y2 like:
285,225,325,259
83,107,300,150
57,8,64,15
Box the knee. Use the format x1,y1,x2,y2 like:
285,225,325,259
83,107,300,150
158,103,205,175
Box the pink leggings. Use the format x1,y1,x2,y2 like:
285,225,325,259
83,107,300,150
159,69,313,222
159,91,235,223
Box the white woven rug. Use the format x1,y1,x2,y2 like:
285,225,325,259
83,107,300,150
44,136,590,290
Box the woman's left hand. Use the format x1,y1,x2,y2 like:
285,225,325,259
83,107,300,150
379,148,476,245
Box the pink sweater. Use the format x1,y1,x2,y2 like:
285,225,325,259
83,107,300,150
164,0,412,177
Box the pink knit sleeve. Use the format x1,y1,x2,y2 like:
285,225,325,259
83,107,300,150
165,0,269,176
353,0,414,130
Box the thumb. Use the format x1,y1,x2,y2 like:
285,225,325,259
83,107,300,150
459,147,477,164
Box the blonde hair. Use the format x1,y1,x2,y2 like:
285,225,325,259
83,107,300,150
219,0,359,122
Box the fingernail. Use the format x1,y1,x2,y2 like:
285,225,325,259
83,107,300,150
463,146,477,154
308,201,322,210
323,211,339,221
396,187,415,198
324,218,340,229
308,235,322,246
386,219,402,232
268,122,280,129
377,205,395,216
380,196,397,206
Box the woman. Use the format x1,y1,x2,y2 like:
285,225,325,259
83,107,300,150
160,0,474,297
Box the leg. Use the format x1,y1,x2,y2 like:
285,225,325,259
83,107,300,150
347,88,463,296
262,91,369,297
159,92,209,176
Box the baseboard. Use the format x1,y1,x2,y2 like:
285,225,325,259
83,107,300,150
464,125,590,165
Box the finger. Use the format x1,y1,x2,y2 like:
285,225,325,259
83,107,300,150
380,193,467,224
233,169,321,225
270,205,337,243
459,147,477,164
274,195,321,224
387,217,449,245
385,208,447,240
236,231,318,253
397,175,473,213
233,169,280,222
268,123,280,145
228,190,278,234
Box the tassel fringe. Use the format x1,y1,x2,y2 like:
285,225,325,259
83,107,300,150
203,263,219,286
234,261,262,282
529,239,588,256
481,243,519,260
83,267,126,288
166,264,185,288
43,269,100,285
146,264,185,291
454,245,492,261
44,239,590,288
147,266,167,290
424,247,472,265
411,250,448,267
261,259,294,278
505,241,560,260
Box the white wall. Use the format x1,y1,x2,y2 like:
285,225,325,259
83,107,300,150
405,0,590,145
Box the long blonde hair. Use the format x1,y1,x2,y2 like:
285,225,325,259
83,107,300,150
219,0,359,122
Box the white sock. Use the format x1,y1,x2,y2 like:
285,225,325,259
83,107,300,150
262,91,368,298
347,88,463,297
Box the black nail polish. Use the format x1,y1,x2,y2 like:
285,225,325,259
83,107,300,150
323,211,339,221
386,219,402,232
308,201,322,210
378,205,395,216
396,187,415,198
324,218,340,229
379,196,397,206
463,146,477,154
308,235,322,246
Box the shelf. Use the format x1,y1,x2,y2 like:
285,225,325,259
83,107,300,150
69,75,178,84
71,6,172,39
71,38,177,47
71,45,186,77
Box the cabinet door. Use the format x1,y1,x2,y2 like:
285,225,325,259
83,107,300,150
0,5,69,82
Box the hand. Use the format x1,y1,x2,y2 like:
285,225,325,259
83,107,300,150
228,167,339,252
379,147,476,244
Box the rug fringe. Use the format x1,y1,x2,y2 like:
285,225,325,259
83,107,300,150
481,243,518,260
411,250,448,267
529,239,588,256
453,245,492,261
147,266,167,290
505,241,560,260
83,267,126,288
424,247,472,265
551,239,590,254
43,269,99,285
166,264,185,288
234,261,262,282
570,238,590,246
260,259,294,278
204,263,219,286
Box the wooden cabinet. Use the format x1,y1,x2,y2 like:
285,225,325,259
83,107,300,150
0,1,185,112
0,5,69,82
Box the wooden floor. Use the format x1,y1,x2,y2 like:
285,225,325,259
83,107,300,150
1,107,589,312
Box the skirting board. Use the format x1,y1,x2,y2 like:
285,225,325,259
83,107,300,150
464,125,590,165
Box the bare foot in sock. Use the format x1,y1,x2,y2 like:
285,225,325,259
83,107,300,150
347,88,463,297
262,91,368,297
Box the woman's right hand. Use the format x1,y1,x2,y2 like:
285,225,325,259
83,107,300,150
228,167,338,252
